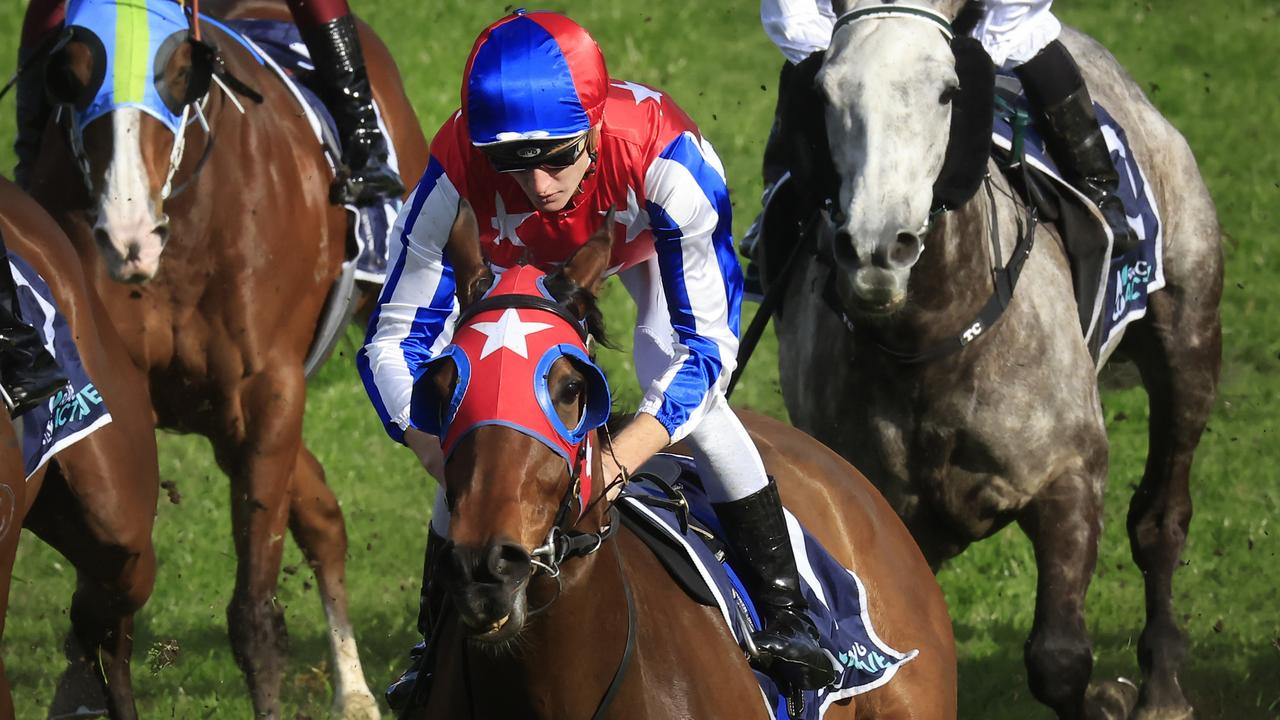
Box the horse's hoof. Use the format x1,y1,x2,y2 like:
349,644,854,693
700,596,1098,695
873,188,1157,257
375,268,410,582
1085,677,1140,720
48,707,109,720
48,639,110,720
1132,698,1194,720
333,689,382,720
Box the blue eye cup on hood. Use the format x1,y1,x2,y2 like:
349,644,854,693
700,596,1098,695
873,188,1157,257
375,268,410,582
409,345,472,439
534,344,612,444
64,0,198,134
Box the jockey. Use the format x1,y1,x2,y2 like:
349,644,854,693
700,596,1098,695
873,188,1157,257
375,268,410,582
742,0,1137,292
360,9,838,704
13,0,402,205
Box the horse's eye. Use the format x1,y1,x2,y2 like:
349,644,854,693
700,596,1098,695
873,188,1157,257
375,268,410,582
557,380,584,406
939,85,960,105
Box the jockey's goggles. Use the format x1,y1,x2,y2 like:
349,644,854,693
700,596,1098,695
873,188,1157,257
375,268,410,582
482,133,589,173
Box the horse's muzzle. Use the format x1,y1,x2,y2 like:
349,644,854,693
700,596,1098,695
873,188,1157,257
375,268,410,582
445,540,532,642
840,266,908,317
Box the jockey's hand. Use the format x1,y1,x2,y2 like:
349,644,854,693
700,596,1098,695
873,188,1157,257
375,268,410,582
600,412,670,502
404,426,446,480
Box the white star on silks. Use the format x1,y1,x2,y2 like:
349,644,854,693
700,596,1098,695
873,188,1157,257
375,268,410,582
599,186,649,243
612,80,663,106
469,308,554,359
492,192,534,248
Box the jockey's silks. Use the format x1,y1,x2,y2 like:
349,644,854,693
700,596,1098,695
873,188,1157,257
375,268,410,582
410,266,610,513
65,0,192,132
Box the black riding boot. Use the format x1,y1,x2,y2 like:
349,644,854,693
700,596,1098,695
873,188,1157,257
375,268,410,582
13,44,52,190
301,15,404,207
1015,40,1136,254
714,478,837,691
386,527,447,715
0,234,67,417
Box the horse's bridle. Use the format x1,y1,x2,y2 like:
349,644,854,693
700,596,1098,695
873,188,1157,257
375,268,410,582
443,291,637,720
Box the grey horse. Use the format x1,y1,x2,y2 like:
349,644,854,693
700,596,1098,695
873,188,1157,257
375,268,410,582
770,1,1222,719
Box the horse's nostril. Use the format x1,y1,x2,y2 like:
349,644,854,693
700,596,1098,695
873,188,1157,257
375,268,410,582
93,227,110,248
833,229,859,268
486,542,530,583
888,232,923,268
154,221,170,246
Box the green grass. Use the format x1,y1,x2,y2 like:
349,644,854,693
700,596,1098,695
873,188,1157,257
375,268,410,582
1,0,1277,717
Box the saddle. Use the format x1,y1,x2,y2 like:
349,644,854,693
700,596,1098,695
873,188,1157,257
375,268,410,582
619,455,917,720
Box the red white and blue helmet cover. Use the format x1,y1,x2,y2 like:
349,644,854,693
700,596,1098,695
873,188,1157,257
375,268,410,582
410,266,611,505
462,9,609,146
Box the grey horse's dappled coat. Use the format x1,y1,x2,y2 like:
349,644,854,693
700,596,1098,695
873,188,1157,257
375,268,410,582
775,7,1221,719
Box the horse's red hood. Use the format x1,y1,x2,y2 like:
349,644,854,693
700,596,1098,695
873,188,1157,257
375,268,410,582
412,266,610,512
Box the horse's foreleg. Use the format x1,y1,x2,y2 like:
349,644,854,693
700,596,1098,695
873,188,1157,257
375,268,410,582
222,368,306,720
1123,298,1220,720
0,466,22,720
23,450,158,720
1017,468,1105,720
288,445,378,720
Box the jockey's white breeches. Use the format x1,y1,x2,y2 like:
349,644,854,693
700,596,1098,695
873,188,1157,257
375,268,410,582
761,0,1061,68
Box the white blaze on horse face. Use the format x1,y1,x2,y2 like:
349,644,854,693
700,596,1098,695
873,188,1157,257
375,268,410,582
820,19,957,305
94,108,170,283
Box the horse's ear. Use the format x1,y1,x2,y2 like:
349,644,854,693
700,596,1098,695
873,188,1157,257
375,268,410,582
446,198,493,309
557,208,615,300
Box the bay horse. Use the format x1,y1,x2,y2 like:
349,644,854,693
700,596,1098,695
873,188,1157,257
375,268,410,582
771,1,1221,718
410,203,956,719
26,0,429,716
0,177,161,718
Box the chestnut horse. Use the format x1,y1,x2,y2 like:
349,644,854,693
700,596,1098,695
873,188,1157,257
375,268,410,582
27,0,428,716
0,177,160,718
409,205,956,719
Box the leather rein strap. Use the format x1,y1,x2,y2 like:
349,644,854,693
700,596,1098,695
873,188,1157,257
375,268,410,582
824,174,1039,364
592,537,637,720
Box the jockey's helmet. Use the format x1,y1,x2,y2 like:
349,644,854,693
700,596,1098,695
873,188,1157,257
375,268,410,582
462,10,608,171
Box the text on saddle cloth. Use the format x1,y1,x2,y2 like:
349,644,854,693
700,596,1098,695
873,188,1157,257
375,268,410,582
7,253,114,481
991,75,1165,361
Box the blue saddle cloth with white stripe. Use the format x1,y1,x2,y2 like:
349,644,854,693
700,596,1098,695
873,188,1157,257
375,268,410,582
8,253,113,479
620,455,917,719
991,76,1165,361
219,19,401,283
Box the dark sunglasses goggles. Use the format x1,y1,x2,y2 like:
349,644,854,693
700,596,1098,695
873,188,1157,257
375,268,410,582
482,133,589,173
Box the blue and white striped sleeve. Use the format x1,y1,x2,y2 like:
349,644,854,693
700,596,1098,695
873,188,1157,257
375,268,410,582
357,157,462,444
638,131,745,443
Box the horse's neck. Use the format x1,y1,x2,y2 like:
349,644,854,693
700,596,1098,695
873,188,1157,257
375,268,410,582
526,539,630,711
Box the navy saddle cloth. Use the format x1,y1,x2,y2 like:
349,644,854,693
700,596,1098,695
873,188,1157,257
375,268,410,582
7,252,113,479
619,455,918,719
990,74,1165,362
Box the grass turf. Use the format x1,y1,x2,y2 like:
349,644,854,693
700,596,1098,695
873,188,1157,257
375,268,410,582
0,0,1276,716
